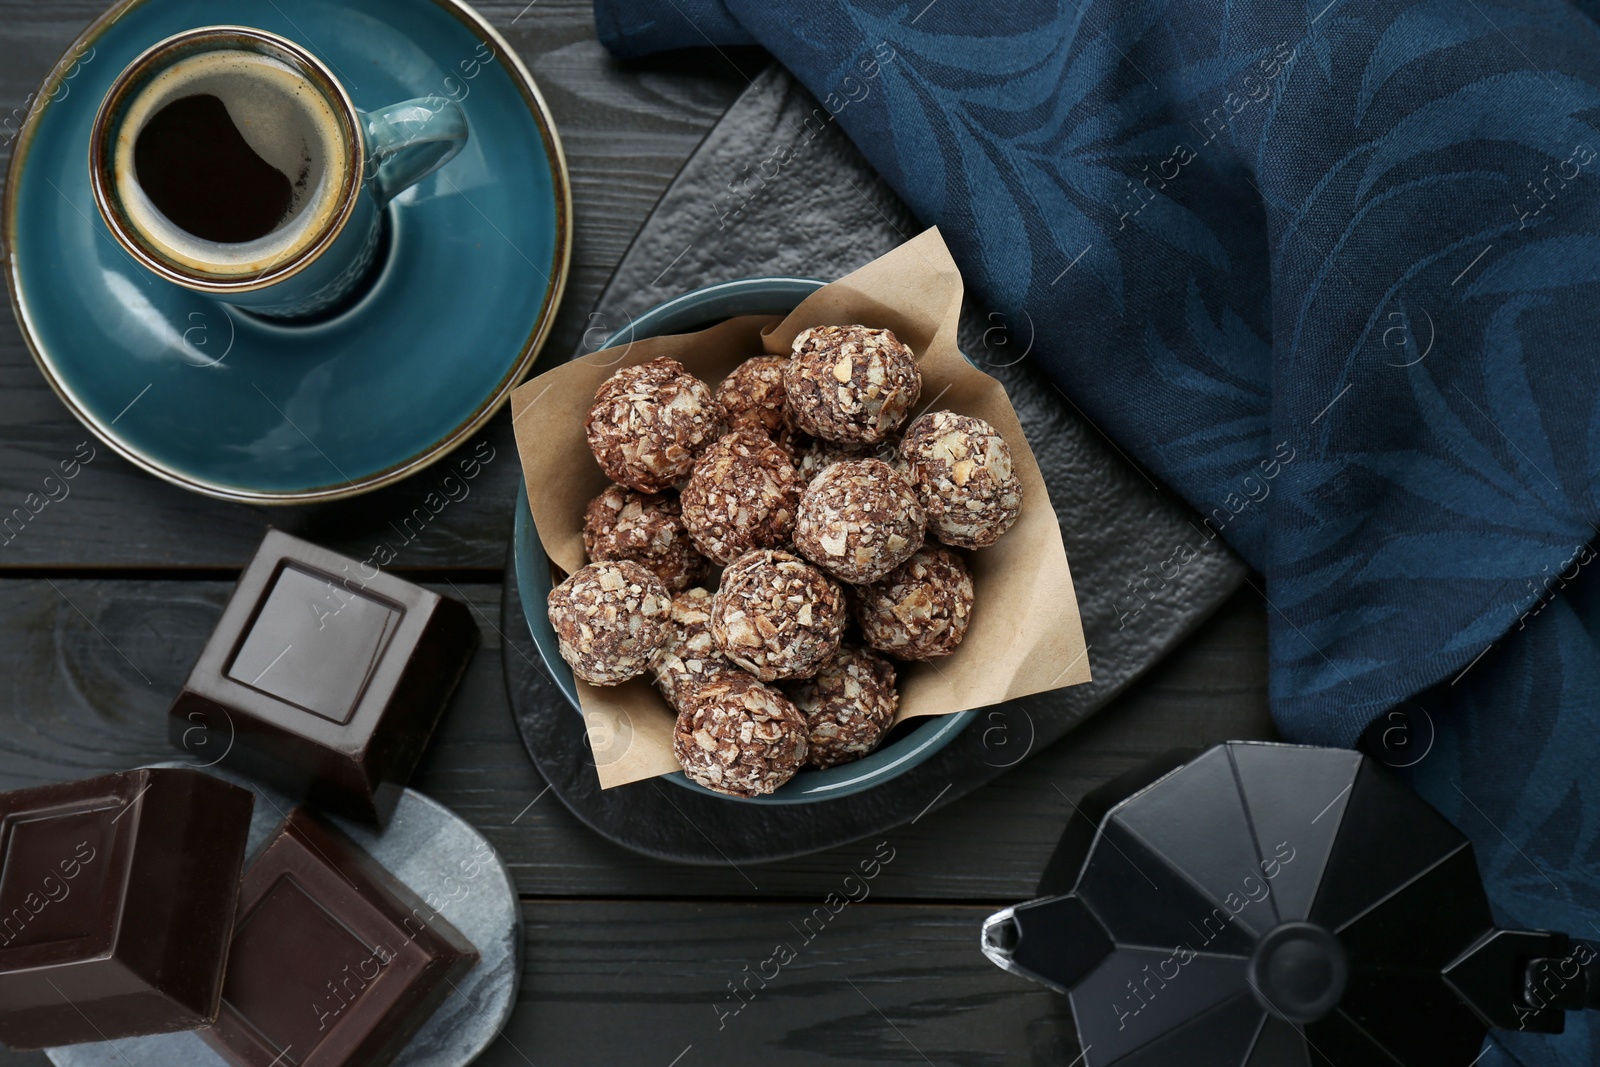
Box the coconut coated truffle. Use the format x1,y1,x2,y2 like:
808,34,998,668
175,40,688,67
679,430,802,565
672,673,809,797
784,325,921,444
854,546,974,660
785,645,899,769
547,560,670,685
794,437,901,484
711,549,847,681
901,410,1022,549
794,459,925,584
652,587,739,711
714,356,793,448
585,357,722,493
583,485,708,593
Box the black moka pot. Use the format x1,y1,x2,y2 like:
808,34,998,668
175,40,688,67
980,742,1600,1065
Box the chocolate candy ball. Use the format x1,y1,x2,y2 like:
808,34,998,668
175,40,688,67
715,356,793,448
794,436,900,484
679,430,802,566
711,550,847,681
785,646,899,769
583,485,708,593
784,325,921,444
672,673,808,797
854,546,974,660
547,560,670,685
901,410,1022,549
652,587,739,711
794,459,925,584
585,357,722,493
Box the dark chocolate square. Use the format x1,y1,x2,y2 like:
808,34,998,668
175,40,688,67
202,808,477,1067
227,565,402,724
0,796,124,955
169,531,479,825
225,875,378,1056
0,769,254,1050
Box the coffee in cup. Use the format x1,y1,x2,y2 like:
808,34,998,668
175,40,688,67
92,27,468,320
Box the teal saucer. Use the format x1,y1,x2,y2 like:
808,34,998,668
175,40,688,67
4,0,571,503
512,277,978,805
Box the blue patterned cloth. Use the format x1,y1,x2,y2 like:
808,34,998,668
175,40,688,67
596,1,1600,1060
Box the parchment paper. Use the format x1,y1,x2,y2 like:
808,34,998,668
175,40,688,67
511,229,1091,788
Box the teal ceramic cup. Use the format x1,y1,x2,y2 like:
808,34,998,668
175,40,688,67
89,25,468,320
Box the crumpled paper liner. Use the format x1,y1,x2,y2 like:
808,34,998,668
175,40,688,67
511,228,1090,789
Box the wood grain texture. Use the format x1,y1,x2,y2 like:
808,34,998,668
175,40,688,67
0,0,754,571
0,900,1082,1067
496,898,1078,1067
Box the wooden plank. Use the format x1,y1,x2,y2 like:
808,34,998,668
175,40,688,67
0,898,1075,1067
491,898,1070,1066
0,0,748,571
0,577,1272,902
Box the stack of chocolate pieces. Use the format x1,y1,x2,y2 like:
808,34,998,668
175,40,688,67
0,531,483,1067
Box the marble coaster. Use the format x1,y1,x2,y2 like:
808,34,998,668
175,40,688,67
45,763,521,1067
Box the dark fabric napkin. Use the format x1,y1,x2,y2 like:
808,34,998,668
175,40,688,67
594,2,1600,1061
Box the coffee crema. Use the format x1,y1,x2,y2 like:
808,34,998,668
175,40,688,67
134,93,299,243
109,46,350,277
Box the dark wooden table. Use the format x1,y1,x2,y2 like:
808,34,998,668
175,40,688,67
0,3,1276,1063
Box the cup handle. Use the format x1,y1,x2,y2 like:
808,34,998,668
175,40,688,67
361,98,469,206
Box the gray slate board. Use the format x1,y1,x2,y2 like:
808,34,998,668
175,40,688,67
500,66,1248,865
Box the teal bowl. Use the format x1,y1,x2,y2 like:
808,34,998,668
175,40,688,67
513,277,978,804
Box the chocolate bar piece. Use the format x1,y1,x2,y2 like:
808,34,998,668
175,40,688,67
0,768,254,1049
169,530,479,824
202,808,478,1067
